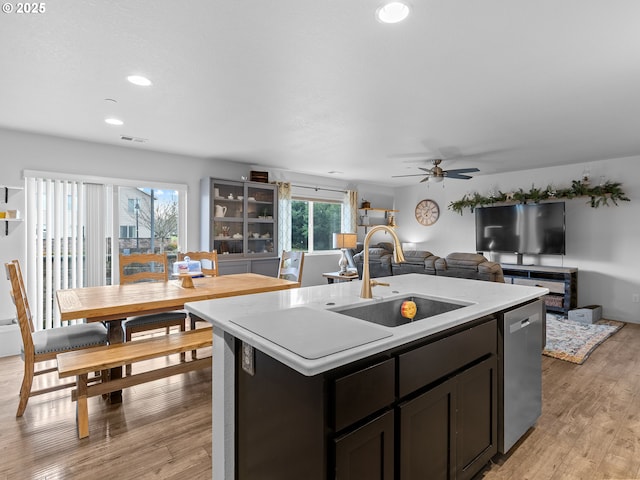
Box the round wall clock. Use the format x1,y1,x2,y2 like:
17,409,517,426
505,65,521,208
415,199,440,226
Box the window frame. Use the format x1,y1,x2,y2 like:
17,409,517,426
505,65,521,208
291,196,343,254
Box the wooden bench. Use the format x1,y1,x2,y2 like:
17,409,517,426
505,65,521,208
57,327,213,438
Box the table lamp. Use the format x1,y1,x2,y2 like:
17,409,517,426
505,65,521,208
333,232,358,274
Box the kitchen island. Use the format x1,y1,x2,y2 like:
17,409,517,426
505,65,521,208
186,273,547,480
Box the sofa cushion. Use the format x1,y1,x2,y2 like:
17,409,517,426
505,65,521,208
442,252,489,269
353,247,393,278
354,247,392,262
392,250,438,276
401,250,434,265
375,242,394,253
434,252,504,282
478,261,505,282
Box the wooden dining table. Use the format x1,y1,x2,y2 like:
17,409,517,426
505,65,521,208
56,273,300,402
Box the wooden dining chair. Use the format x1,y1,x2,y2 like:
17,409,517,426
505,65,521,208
178,251,218,358
119,252,188,375
278,250,305,284
5,259,108,417
178,250,219,278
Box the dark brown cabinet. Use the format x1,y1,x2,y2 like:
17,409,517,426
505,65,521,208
235,317,498,480
399,380,455,480
335,410,395,480
455,356,498,480
398,355,497,480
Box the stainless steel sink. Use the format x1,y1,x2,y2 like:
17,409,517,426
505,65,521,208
332,295,468,327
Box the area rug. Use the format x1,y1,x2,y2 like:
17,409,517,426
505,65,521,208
543,315,625,364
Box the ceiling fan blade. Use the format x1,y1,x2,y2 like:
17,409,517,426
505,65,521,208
418,167,433,173
420,177,430,183
391,173,432,178
444,167,480,174
444,173,474,180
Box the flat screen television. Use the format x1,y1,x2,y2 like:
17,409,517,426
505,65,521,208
475,202,566,256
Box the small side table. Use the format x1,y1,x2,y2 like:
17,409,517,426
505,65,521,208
322,271,359,284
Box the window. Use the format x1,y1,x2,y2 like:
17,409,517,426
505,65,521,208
25,171,187,330
291,199,342,252
117,187,180,257
119,225,137,238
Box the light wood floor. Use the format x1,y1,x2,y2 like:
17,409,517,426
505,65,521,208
1,324,639,480
479,322,640,480
0,341,213,480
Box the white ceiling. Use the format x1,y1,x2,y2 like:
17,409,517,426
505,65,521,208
1,1,640,186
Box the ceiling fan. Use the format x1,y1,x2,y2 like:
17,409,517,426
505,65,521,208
392,159,479,183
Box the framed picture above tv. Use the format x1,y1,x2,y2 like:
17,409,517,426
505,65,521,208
475,202,566,259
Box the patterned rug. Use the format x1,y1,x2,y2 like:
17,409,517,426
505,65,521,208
543,315,625,364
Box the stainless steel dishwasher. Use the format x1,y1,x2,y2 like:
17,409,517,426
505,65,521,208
498,299,545,453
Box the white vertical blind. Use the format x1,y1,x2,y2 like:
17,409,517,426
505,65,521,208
24,171,187,330
26,178,114,328
26,178,87,329
85,183,107,287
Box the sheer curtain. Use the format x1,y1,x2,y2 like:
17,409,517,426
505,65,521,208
276,182,291,254
342,190,358,234
25,176,110,329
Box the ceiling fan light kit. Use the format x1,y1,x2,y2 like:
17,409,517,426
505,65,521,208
393,158,480,183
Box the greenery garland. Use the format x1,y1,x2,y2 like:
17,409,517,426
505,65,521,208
448,179,630,215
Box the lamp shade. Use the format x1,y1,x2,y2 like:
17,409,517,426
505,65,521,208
333,233,357,249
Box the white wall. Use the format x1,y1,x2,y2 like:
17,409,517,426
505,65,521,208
0,128,392,325
393,156,640,323
0,127,246,323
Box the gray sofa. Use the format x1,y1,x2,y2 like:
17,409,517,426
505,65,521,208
350,244,504,283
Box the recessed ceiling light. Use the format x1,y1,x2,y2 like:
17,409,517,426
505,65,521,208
105,117,124,126
127,75,152,87
376,2,410,24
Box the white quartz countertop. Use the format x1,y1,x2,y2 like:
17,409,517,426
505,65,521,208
186,274,547,376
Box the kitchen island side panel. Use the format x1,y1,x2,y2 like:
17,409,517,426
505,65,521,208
236,344,327,480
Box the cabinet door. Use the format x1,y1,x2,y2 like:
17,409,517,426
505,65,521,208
246,183,277,256
210,180,245,256
456,356,498,480
334,410,394,480
399,380,456,480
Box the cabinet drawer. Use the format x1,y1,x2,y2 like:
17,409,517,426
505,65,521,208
334,358,395,431
398,319,496,398
511,277,565,294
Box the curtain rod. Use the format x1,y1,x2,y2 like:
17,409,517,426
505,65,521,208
292,184,347,194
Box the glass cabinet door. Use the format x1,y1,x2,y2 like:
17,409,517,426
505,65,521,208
246,184,276,255
212,181,244,256
207,179,278,258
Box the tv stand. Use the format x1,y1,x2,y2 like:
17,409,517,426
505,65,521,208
501,264,578,315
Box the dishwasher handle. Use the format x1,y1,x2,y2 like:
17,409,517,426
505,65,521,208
509,315,537,333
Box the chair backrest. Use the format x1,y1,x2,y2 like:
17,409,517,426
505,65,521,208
178,251,219,277
5,260,35,356
119,252,169,285
278,250,305,283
